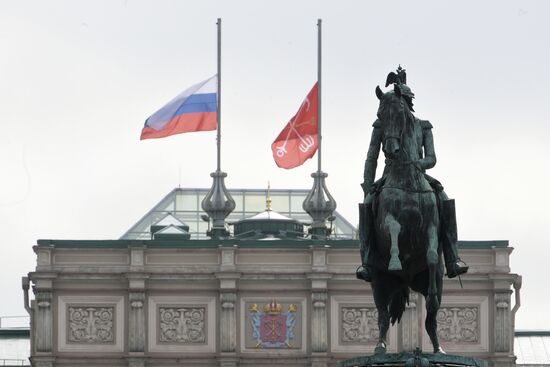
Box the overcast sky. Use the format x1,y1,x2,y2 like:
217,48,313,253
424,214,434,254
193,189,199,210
1,0,549,329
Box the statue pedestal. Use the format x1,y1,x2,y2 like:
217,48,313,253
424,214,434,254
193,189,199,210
340,350,487,367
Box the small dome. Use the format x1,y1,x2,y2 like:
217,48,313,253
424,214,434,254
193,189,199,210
232,209,304,239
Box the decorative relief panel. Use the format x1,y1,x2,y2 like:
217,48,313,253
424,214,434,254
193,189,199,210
330,296,399,354
341,307,379,343
68,306,114,343
421,296,488,353
436,307,479,343
159,307,206,344
148,296,215,353
58,295,124,353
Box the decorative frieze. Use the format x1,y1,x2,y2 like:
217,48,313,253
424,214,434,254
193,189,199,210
68,306,114,343
437,307,479,343
341,307,379,343
159,307,206,343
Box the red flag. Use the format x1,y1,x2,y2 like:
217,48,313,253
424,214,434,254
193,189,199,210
271,83,318,169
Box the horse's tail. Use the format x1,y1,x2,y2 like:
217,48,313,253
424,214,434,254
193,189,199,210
389,287,410,325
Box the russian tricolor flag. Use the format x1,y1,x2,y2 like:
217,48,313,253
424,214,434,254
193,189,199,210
140,75,218,140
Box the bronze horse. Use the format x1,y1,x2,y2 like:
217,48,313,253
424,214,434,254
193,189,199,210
368,84,444,354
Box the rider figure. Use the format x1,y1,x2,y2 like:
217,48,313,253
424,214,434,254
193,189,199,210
356,66,468,282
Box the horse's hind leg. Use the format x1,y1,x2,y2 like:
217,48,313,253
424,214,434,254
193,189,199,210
384,214,402,271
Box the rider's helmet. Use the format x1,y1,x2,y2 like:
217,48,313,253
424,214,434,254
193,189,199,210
385,65,415,112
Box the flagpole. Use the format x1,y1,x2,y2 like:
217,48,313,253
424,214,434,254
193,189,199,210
302,18,336,240
317,18,322,173
217,18,222,172
201,18,235,239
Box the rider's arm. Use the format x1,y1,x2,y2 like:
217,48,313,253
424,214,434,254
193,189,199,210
419,120,436,170
363,120,383,191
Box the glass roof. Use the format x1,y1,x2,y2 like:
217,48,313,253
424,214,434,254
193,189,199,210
121,188,356,240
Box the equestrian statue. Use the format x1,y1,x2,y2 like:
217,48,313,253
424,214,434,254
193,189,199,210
356,66,468,354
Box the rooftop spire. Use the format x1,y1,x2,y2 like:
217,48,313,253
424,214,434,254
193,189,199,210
266,181,272,212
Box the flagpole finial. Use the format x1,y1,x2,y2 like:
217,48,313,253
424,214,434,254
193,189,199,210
303,170,336,239
201,170,235,239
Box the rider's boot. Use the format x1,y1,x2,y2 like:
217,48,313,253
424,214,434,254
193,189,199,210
442,199,469,278
356,202,374,282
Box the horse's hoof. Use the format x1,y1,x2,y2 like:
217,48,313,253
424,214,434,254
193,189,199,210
434,347,446,354
374,345,386,355
388,259,402,271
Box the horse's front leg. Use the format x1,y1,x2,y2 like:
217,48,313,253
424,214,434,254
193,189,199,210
384,214,402,271
425,223,440,314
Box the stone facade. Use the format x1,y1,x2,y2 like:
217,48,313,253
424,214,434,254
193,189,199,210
26,239,519,367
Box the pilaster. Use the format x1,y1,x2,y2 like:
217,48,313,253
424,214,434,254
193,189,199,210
494,292,512,353
34,291,53,353
401,292,419,351
127,249,149,355
32,273,56,355
128,292,146,352
216,260,240,362
309,272,331,362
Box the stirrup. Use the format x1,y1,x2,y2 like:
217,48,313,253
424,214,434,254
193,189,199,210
447,260,468,279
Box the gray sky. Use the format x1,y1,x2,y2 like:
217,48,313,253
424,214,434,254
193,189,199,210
1,0,549,329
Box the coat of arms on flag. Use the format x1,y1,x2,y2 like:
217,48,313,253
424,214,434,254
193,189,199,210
249,299,297,348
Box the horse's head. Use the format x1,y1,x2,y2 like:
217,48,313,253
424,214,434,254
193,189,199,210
375,84,414,159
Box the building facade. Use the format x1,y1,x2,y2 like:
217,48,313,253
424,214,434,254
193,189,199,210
24,188,522,367
26,238,520,367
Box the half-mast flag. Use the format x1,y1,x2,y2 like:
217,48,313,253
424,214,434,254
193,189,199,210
141,75,217,140
271,83,318,169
